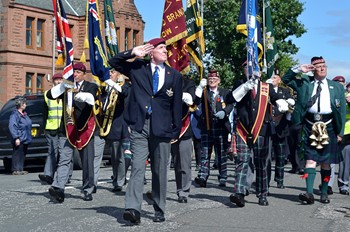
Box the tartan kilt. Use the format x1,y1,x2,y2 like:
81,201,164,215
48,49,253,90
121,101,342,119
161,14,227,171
302,121,343,164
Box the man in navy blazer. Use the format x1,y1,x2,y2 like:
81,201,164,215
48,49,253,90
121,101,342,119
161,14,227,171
108,38,183,224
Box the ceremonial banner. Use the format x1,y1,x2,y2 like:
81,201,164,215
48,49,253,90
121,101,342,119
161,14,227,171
86,0,109,83
52,0,74,82
161,0,189,73
237,0,262,78
263,0,278,79
236,0,264,63
185,0,205,79
104,0,119,59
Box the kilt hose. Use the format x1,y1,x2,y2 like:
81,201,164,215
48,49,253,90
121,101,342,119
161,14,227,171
197,123,228,184
234,134,270,197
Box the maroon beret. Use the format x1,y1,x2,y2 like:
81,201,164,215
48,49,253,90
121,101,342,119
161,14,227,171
73,62,86,72
148,38,166,48
52,72,63,80
208,70,220,78
311,56,325,65
332,76,345,82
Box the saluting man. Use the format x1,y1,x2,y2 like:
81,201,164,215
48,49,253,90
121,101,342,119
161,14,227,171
282,56,346,204
108,38,183,224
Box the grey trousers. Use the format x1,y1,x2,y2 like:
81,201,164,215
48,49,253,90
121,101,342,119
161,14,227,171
44,133,60,177
173,137,192,198
94,135,106,186
110,140,126,187
338,145,350,191
52,136,95,194
125,118,171,216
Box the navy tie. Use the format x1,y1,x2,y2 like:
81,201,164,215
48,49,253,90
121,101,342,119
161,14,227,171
308,81,322,111
153,66,159,94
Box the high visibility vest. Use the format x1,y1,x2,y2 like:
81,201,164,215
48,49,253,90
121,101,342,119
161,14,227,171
44,90,62,130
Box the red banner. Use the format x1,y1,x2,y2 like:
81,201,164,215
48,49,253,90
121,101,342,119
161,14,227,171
161,0,189,73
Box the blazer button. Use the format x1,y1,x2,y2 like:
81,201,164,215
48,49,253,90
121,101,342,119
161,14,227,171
152,96,154,98
145,106,148,109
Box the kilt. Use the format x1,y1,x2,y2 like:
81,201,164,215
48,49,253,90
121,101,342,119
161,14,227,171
302,121,342,164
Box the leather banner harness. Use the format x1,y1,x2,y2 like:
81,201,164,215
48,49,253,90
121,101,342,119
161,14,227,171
236,82,269,145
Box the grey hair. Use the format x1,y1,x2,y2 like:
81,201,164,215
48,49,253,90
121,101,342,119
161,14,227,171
15,97,26,108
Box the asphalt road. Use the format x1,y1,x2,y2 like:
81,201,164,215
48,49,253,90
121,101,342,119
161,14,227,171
0,160,349,232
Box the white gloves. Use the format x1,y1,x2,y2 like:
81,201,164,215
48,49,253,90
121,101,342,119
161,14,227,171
51,82,68,98
275,99,289,113
286,98,295,106
214,110,225,119
195,78,207,97
105,79,122,93
182,92,193,105
232,79,255,102
74,92,95,105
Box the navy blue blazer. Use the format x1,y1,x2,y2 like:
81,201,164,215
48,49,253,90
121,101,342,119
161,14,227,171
108,50,183,139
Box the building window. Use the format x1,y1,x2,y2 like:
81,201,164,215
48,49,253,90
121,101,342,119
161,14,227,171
125,28,130,50
133,30,139,47
37,19,45,49
37,74,44,94
26,17,34,48
26,73,34,94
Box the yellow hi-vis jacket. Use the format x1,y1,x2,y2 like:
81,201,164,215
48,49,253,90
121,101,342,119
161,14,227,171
44,90,62,130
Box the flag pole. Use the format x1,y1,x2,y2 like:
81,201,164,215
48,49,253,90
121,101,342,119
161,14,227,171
51,15,56,77
262,0,267,74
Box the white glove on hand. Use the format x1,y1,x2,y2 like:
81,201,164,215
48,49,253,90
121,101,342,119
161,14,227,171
214,110,225,119
105,79,122,93
232,79,255,102
74,92,95,105
195,78,208,97
243,79,255,91
182,92,193,105
286,98,295,106
51,82,67,98
276,99,289,113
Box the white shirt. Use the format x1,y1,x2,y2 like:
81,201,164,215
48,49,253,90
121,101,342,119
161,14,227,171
308,79,332,114
151,63,165,92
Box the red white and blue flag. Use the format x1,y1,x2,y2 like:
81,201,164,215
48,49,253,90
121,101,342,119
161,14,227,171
52,0,74,82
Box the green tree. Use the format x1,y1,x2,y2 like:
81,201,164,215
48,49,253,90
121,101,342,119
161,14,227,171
201,0,306,88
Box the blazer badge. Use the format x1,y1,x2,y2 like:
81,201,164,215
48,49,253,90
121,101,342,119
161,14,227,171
335,99,340,108
166,88,173,97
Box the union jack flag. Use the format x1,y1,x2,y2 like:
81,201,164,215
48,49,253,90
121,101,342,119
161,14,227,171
52,0,74,82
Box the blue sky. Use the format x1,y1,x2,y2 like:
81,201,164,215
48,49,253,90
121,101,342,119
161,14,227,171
134,0,350,81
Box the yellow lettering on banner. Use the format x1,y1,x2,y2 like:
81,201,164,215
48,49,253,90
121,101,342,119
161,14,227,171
94,36,108,67
166,8,184,23
167,50,173,57
161,28,173,38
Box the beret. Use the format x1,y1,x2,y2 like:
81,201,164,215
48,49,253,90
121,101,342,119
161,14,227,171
73,62,86,72
148,38,166,48
52,72,63,80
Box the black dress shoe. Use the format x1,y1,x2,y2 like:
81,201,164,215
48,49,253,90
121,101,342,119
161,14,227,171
277,182,285,189
178,196,188,203
92,186,97,194
153,215,165,223
218,182,226,187
229,193,245,207
83,192,93,201
297,169,305,175
39,174,53,185
319,185,333,195
298,192,314,204
49,186,64,203
123,209,141,224
258,196,269,206
340,189,350,195
112,186,123,192
288,168,298,174
320,194,330,204
194,177,207,187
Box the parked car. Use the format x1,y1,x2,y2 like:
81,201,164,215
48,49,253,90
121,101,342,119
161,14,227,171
0,94,111,172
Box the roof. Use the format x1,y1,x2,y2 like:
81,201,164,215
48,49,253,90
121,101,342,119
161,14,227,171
15,0,86,16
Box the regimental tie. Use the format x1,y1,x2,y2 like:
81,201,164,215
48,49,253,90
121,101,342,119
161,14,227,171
308,81,322,112
251,87,257,99
153,66,159,94
210,90,217,113
148,66,159,114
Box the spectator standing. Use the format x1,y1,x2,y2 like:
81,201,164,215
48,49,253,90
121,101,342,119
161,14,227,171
8,97,32,175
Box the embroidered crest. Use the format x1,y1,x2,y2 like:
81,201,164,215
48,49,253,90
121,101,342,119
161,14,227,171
335,99,340,107
166,88,173,97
